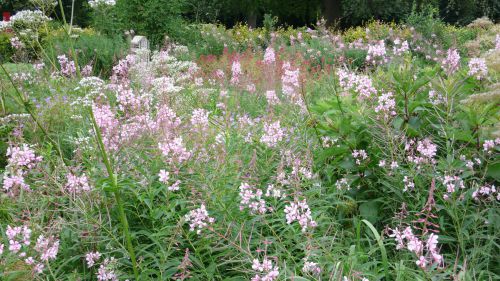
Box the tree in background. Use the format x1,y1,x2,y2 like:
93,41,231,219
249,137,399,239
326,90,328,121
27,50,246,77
114,0,186,46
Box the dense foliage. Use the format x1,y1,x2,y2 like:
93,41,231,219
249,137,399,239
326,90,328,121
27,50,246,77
1,0,499,46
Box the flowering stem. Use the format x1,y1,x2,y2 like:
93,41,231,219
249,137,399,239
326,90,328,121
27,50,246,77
89,108,139,280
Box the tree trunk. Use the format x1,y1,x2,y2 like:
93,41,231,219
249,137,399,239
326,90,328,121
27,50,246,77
246,10,257,28
323,0,342,27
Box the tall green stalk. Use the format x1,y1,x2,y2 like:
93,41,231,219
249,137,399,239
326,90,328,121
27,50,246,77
89,108,139,279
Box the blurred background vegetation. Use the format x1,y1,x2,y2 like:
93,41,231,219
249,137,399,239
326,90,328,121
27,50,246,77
1,0,498,43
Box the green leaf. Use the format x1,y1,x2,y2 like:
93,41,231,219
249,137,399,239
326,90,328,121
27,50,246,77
362,220,389,279
359,200,381,224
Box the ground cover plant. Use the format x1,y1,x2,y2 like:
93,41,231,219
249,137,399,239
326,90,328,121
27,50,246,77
1,5,499,281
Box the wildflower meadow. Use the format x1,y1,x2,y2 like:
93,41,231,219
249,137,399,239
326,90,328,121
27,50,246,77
0,1,499,280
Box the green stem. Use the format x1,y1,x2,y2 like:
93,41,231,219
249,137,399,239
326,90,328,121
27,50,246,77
89,108,139,279
58,0,68,27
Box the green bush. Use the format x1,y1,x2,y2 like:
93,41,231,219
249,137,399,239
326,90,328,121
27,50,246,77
42,29,129,77
0,32,14,63
114,0,187,47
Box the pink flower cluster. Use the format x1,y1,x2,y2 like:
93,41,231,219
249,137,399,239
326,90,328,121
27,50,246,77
57,55,77,77
405,138,437,167
6,225,31,253
230,60,242,85
260,121,285,148
374,92,397,119
302,259,321,275
441,48,460,75
442,174,465,197
263,46,276,64
472,184,499,202
284,199,317,232
92,103,121,151
468,58,488,80
389,227,443,269
190,108,210,132
239,182,267,214
155,105,182,138
111,55,136,84
281,62,305,109
393,38,409,56
184,204,215,234
265,90,280,105
366,40,388,65
35,235,60,262
337,68,377,100
428,90,446,106
3,144,42,195
483,138,500,153
158,169,181,191
10,36,23,49
97,257,119,281
352,149,368,165
403,176,415,192
158,137,192,165
251,257,279,281
85,252,122,281
335,177,350,190
5,225,59,274
85,251,102,267
65,172,92,194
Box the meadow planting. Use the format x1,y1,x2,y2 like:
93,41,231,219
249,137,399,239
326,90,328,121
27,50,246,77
0,8,499,281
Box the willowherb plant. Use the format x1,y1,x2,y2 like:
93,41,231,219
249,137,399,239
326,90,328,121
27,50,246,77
441,48,460,75
184,204,215,234
468,58,488,79
2,144,42,195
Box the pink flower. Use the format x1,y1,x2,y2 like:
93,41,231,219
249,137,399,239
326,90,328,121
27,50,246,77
281,62,304,108
416,256,427,268
302,260,321,275
263,46,276,64
366,40,388,64
92,104,120,151
260,121,285,148
184,204,215,234
6,144,42,169
35,235,59,262
468,58,488,80
417,138,437,159
97,258,118,281
10,36,23,49
57,55,77,77
251,257,279,281
239,182,267,214
265,90,280,105
190,108,210,131
158,137,192,164
230,60,242,85
284,199,317,232
158,170,170,183
441,49,460,75
374,92,396,119
86,251,101,268
65,173,92,194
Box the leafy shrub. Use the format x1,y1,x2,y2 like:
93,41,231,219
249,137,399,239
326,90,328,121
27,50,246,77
114,0,187,47
42,28,128,76
0,31,14,63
